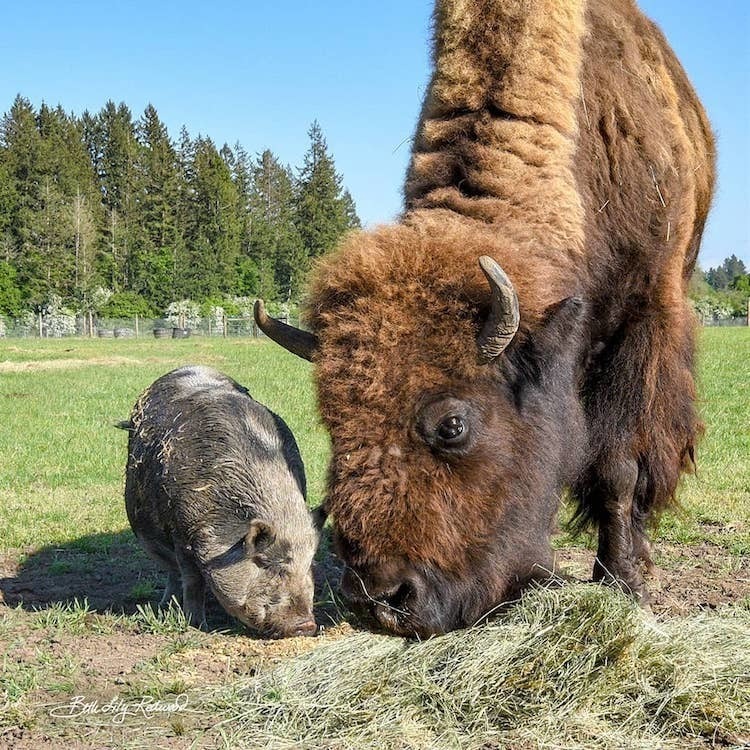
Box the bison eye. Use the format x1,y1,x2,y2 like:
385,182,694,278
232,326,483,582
437,415,465,442
416,396,475,454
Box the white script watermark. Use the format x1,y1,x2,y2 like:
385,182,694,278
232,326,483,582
50,694,191,724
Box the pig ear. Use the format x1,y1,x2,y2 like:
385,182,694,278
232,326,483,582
311,505,328,531
246,520,276,552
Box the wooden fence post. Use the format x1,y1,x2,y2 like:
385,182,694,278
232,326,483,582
135,314,139,338
223,314,228,338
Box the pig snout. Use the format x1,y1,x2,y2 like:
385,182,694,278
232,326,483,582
268,615,317,639
289,616,317,637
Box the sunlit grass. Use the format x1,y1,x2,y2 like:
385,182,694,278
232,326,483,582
0,336,329,552
0,329,747,554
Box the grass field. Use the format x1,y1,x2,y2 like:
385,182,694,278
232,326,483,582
0,328,748,748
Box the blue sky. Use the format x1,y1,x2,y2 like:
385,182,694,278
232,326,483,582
1,1,747,268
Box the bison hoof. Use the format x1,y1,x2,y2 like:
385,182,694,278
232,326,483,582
593,558,649,605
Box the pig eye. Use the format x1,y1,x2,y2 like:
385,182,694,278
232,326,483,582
437,415,464,443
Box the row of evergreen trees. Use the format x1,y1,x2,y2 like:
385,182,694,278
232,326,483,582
690,255,749,320
0,95,360,318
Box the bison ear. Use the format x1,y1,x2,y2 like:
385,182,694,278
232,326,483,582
246,520,276,553
505,297,586,396
534,296,586,352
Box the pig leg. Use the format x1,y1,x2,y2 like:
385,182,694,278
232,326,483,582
160,572,181,608
175,548,207,629
137,532,182,608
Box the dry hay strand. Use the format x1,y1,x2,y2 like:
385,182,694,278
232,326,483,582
207,584,750,750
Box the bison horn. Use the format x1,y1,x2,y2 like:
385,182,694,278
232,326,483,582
253,300,318,362
477,256,520,361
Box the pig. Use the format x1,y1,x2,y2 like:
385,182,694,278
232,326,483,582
122,365,319,637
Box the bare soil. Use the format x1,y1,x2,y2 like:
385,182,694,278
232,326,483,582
553,542,749,615
0,539,747,749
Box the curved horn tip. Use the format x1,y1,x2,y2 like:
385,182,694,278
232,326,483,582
477,255,520,363
252,299,318,362
478,256,513,290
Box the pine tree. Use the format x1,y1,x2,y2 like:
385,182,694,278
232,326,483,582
246,150,305,301
0,96,363,315
179,137,241,299
0,96,44,301
37,105,102,302
723,254,747,283
342,188,362,230
295,121,358,262
0,157,17,262
94,101,142,291
131,104,181,307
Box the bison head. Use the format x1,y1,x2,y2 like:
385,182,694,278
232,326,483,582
257,217,586,636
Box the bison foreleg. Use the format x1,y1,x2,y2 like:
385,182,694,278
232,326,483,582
592,458,649,603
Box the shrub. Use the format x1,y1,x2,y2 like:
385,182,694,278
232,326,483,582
100,291,157,319
42,295,76,337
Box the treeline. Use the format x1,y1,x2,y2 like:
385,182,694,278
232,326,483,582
0,95,360,318
690,255,750,320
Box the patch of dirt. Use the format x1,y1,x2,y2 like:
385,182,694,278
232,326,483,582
0,356,146,373
0,538,160,614
554,542,750,614
0,539,352,749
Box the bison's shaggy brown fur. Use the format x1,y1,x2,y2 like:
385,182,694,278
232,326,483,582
294,0,716,635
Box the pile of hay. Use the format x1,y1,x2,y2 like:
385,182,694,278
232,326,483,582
211,585,750,749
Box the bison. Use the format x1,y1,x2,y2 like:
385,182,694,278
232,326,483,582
256,0,715,636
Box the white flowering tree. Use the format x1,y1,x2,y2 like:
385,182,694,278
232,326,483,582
208,305,225,332
90,286,113,312
17,311,37,336
42,295,77,337
165,300,201,330
226,296,256,334
692,297,737,324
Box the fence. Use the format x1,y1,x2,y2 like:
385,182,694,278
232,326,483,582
699,315,748,327
0,312,746,339
0,314,304,339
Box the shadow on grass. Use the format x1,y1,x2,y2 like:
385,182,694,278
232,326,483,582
0,526,350,632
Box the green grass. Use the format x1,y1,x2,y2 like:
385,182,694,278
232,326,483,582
0,336,329,551
658,327,750,551
0,329,747,749
1,328,747,555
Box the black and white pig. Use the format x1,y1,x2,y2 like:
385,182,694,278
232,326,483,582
122,365,319,637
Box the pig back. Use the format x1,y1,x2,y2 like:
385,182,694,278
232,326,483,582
125,365,307,547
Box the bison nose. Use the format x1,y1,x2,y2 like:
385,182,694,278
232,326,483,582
341,567,422,631
342,568,417,607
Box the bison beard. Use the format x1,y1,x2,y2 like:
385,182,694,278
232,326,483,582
258,0,715,637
